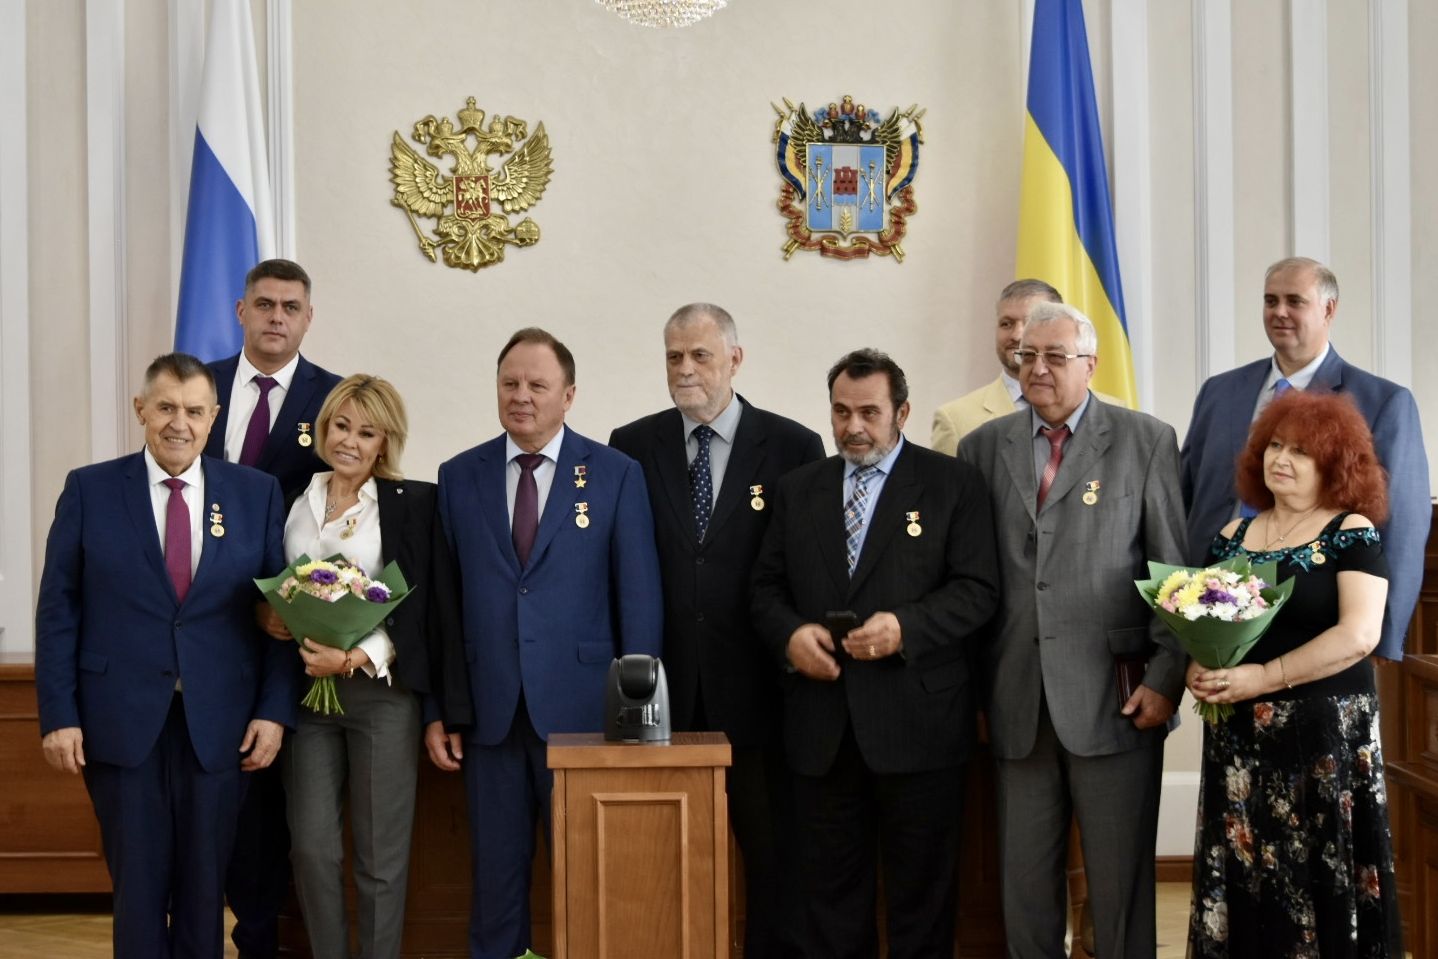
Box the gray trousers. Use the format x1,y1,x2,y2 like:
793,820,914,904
995,701,1163,959
281,676,421,959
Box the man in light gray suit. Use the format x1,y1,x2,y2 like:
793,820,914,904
959,302,1187,959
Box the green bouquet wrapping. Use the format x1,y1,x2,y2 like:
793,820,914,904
1134,555,1295,724
255,553,411,715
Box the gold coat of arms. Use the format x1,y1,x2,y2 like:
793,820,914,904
772,94,924,262
389,97,554,271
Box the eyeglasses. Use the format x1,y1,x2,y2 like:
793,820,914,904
1011,349,1094,369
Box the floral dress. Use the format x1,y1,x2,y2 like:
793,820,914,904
1188,513,1403,958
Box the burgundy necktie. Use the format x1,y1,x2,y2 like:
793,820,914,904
1036,425,1070,510
162,478,192,603
238,375,278,467
512,453,545,568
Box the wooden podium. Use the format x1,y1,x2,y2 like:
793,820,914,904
548,731,731,959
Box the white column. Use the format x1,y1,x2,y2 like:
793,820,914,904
86,0,128,463
1111,0,1152,411
169,0,204,324
268,0,296,258
1368,0,1411,386
1193,0,1235,380
1289,0,1330,261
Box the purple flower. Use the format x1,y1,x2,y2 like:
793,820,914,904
364,583,391,603
1198,587,1237,606
308,568,338,585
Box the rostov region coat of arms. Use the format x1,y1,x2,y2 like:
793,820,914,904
389,97,553,272
772,94,924,262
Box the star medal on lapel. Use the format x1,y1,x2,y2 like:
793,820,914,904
297,423,313,448
209,505,225,538
574,465,587,489
1309,540,1326,565
575,502,590,529
750,484,765,511
1082,481,1101,506
906,511,922,537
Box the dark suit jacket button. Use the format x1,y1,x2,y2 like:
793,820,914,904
1036,582,1049,591
174,621,183,628
519,587,529,595
696,612,705,622
696,557,705,565
386,617,395,626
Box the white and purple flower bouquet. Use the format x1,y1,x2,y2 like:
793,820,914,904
255,554,410,715
1135,556,1294,724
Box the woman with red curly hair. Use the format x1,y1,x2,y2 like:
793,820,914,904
1185,390,1402,956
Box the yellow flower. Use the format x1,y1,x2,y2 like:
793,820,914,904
1155,569,1191,604
1175,579,1205,610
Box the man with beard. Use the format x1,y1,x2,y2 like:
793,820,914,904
751,348,999,959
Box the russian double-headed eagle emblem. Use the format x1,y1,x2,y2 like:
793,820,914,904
389,97,554,271
772,94,924,262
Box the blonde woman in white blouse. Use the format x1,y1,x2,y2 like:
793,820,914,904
256,374,440,959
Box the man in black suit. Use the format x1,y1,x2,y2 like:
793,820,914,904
609,303,824,957
751,348,1000,959
204,258,342,959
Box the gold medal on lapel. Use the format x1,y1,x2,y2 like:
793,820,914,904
1082,480,1101,506
340,516,358,540
209,509,225,538
575,502,590,529
211,524,226,538
298,423,313,448
574,465,587,489
1309,541,1326,565
906,511,922,537
750,485,765,511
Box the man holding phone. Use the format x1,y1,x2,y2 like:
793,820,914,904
751,348,1000,959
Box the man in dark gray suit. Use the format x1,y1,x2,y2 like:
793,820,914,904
959,303,1187,958
752,349,999,959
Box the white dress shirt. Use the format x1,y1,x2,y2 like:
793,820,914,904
505,427,566,525
842,435,905,562
223,352,301,463
284,472,395,678
1252,342,1330,420
144,447,204,579
680,392,743,507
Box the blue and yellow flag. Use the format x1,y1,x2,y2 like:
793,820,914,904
1017,0,1136,407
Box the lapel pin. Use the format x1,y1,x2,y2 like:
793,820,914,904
297,423,313,448
210,506,225,538
750,484,765,511
574,465,587,489
906,511,922,537
1082,480,1101,506
574,502,590,529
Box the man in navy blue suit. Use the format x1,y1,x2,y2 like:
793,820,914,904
36,352,295,959
1181,256,1430,660
203,258,342,958
428,327,663,959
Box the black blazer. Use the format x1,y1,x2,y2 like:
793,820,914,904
284,478,439,700
750,440,1000,775
609,398,824,746
207,353,344,498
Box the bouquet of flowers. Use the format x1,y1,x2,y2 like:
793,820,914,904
255,553,410,715
1134,556,1294,724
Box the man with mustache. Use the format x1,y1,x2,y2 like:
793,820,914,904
751,348,999,958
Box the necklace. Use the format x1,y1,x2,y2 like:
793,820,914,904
324,499,337,521
1261,504,1320,550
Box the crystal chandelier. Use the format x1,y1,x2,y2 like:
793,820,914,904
595,0,728,29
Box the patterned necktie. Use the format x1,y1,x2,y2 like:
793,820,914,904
1036,425,1070,510
1240,378,1295,518
689,425,715,541
844,465,879,576
238,375,278,467
512,453,544,568
162,478,191,603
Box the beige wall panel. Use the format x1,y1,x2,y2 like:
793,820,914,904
1412,1,1438,458
1230,0,1289,366
27,0,90,569
290,0,1026,480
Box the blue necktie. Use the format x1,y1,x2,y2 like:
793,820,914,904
844,466,879,576
690,425,715,541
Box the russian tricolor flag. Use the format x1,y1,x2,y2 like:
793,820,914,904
174,0,273,361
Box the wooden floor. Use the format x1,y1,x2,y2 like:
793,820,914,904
0,886,1192,958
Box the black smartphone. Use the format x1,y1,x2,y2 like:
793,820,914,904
824,610,860,656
